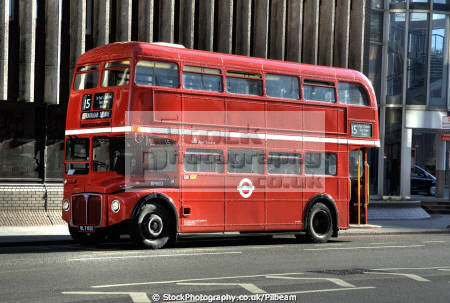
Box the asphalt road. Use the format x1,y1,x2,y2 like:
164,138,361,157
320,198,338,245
0,233,449,303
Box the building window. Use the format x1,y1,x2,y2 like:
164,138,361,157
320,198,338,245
386,13,406,105
406,13,429,105
9,0,14,20
434,0,450,11
390,0,406,9
429,14,449,107
410,0,430,9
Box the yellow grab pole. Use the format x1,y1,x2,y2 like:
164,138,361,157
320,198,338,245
348,178,351,201
357,150,361,226
365,162,370,207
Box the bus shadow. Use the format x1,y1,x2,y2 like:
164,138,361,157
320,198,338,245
0,234,349,255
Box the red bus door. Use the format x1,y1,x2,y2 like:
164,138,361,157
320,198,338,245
349,149,368,225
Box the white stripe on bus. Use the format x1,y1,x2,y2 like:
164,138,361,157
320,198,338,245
65,126,380,146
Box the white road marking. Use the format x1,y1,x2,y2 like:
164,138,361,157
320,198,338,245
266,275,356,288
422,240,446,243
62,291,150,303
438,269,450,271
304,245,425,251
373,266,450,271
275,286,376,295
70,251,241,261
364,272,430,282
178,282,266,294
92,272,304,288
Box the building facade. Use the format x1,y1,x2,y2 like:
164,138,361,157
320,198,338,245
371,0,450,198
1,0,448,219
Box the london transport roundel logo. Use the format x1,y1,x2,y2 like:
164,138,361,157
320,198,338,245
237,178,255,198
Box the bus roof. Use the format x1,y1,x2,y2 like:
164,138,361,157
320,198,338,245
77,41,363,83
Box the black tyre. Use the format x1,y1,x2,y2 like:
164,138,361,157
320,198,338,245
131,203,172,249
68,226,105,246
305,202,333,243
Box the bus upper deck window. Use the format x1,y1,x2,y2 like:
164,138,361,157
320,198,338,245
338,82,369,106
135,60,179,88
303,80,336,103
183,65,222,92
265,74,299,100
74,65,99,90
102,61,130,87
226,71,263,96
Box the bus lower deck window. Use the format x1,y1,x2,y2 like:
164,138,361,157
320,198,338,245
227,149,264,174
305,152,337,176
184,149,224,173
268,152,302,175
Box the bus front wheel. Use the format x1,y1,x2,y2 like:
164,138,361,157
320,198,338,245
131,203,171,249
305,202,333,243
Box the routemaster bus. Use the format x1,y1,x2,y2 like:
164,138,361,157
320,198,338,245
62,42,379,248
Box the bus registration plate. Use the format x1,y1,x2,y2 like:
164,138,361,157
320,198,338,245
78,225,95,232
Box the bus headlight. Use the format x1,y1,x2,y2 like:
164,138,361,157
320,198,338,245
111,200,121,213
62,199,70,211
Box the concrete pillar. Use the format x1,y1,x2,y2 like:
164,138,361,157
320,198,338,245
235,0,251,56
436,137,446,198
302,0,319,65
349,0,366,71
179,0,195,49
138,0,154,42
116,0,132,41
198,0,214,51
218,0,233,54
44,0,61,105
19,0,37,102
159,0,175,43
269,0,286,61
334,0,350,68
70,0,86,88
318,0,335,67
286,0,303,62
93,0,110,47
252,0,268,58
0,0,8,100
400,128,412,199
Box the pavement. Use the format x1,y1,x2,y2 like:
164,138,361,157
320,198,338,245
1,196,449,245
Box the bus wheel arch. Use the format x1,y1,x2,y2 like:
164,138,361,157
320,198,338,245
303,194,338,242
130,193,178,249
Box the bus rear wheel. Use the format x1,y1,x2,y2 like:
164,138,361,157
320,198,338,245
131,203,171,249
305,202,333,243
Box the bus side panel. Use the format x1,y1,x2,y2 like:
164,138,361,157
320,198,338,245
225,175,265,231
182,94,225,126
181,173,225,232
226,99,265,129
265,137,303,231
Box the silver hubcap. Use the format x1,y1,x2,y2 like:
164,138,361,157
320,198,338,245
147,214,163,238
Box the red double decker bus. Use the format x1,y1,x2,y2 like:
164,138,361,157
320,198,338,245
62,42,379,248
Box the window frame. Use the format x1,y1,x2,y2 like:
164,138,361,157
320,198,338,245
225,71,263,96
267,152,303,175
265,73,300,100
302,79,337,103
74,64,100,91
134,59,180,89
101,60,131,88
182,65,223,92
183,148,225,173
337,81,370,106
304,152,338,176
227,148,265,174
